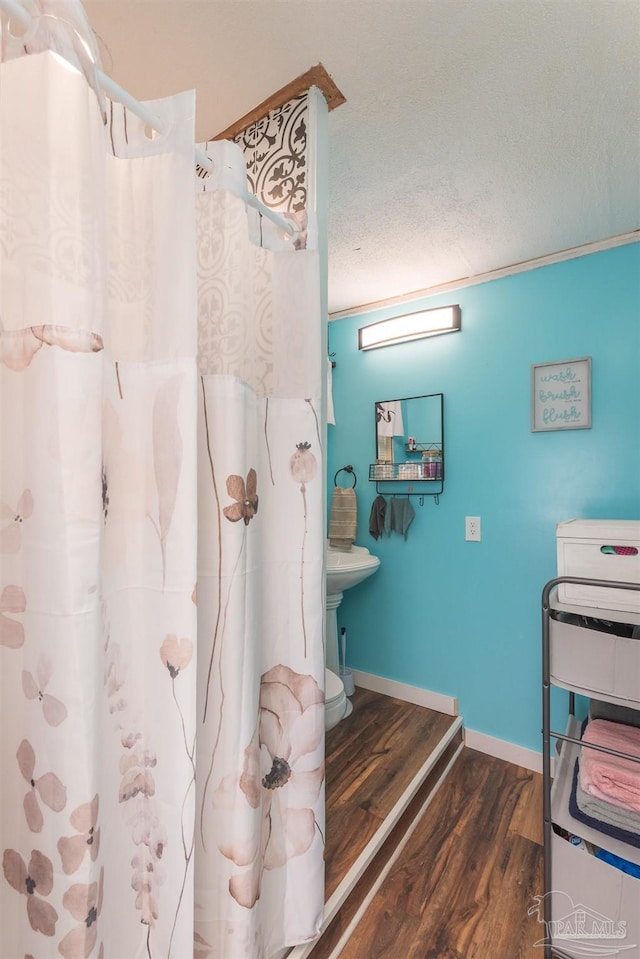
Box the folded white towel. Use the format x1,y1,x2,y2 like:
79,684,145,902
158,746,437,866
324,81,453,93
376,400,404,437
328,487,357,551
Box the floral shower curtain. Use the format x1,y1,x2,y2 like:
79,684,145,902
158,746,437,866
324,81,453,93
0,14,324,959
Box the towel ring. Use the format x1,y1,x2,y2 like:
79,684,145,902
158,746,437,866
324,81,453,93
334,465,357,488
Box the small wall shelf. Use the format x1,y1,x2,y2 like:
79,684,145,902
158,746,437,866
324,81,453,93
368,456,444,503
368,461,442,483
403,442,442,454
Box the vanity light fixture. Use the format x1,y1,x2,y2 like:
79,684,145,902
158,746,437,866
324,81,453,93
358,304,461,350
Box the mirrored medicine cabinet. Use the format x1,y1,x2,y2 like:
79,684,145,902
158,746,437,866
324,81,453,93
369,392,444,498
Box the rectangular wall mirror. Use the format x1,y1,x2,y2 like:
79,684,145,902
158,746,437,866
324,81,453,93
373,393,444,484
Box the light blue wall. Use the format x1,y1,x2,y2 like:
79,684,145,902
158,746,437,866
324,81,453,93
327,243,640,752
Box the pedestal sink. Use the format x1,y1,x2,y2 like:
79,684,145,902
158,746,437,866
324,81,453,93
325,544,380,729
326,543,381,600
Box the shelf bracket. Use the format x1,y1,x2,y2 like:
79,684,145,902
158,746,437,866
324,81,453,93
373,481,442,503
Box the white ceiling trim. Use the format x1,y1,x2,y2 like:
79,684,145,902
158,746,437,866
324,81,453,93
329,231,640,321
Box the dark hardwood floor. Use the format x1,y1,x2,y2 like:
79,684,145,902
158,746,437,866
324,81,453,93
325,686,460,898
315,689,544,959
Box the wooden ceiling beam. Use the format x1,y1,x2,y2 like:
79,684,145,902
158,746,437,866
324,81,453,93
212,62,346,141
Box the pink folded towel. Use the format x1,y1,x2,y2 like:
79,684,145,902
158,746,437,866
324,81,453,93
580,719,640,814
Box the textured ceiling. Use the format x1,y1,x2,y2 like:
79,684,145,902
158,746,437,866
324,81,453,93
83,0,640,314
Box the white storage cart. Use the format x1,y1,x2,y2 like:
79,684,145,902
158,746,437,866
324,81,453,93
542,576,640,959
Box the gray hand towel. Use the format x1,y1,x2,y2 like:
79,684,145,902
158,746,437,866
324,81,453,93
369,495,387,540
384,497,415,539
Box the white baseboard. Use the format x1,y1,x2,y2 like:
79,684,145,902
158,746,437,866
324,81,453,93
350,670,458,716
350,671,544,774
464,728,543,773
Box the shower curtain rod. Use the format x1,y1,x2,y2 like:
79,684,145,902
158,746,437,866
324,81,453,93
0,0,297,238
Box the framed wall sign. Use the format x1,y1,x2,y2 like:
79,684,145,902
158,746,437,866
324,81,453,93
531,356,592,432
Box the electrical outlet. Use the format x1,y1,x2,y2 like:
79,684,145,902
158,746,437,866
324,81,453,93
465,516,481,541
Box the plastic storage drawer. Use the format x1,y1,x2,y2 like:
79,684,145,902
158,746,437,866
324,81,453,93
549,617,640,706
557,519,640,614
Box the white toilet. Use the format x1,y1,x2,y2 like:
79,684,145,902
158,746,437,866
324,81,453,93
324,543,381,731
325,667,352,731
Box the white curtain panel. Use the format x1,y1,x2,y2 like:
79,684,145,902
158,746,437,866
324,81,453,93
194,183,324,957
0,31,324,959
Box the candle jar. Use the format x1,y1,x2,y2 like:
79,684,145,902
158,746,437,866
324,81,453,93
422,449,442,479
